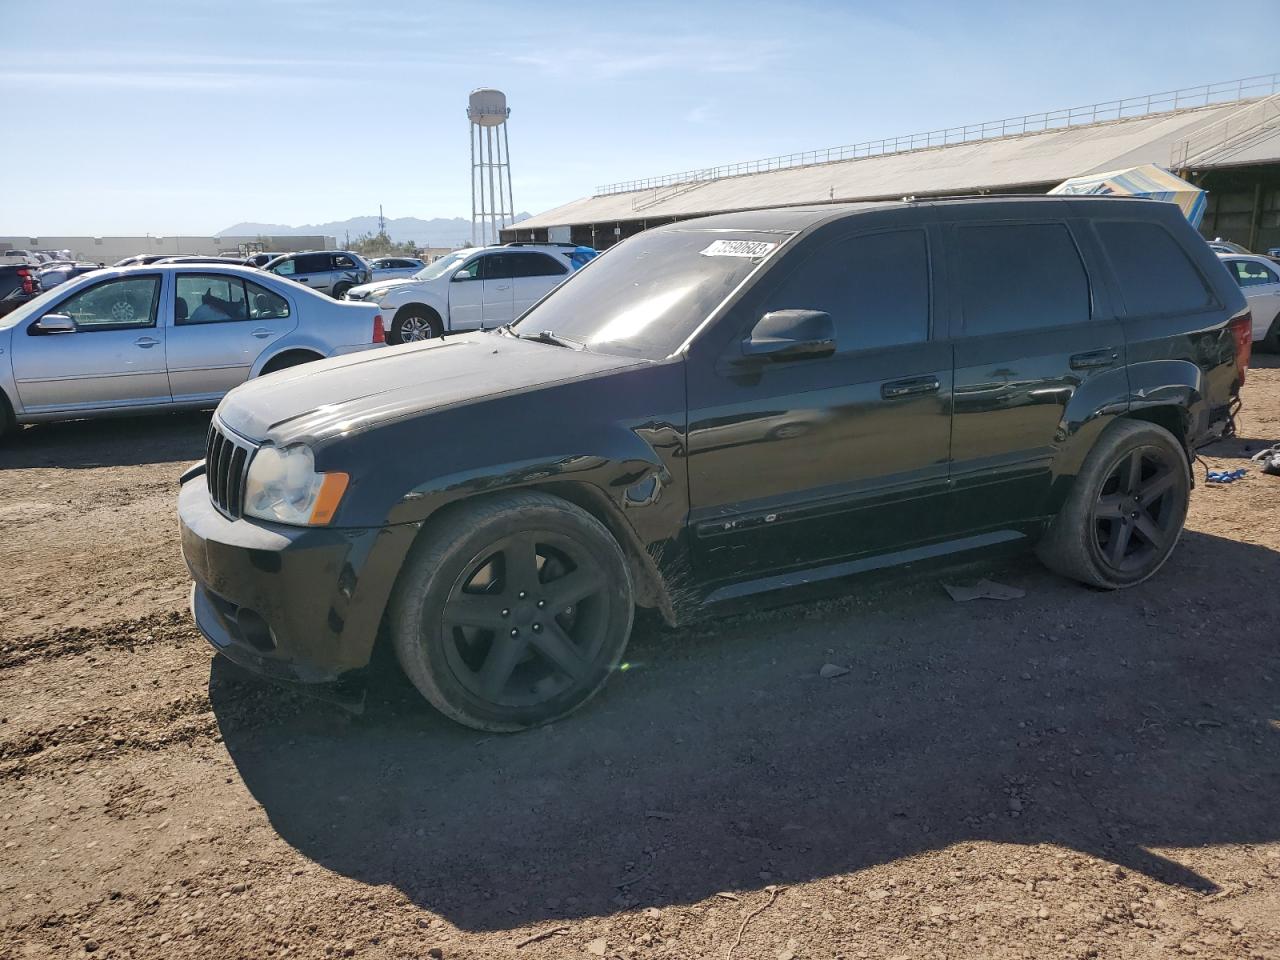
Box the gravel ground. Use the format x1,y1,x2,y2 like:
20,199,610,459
1,360,1279,960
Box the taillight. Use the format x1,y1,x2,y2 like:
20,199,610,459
16,267,34,295
1227,310,1252,390
372,314,385,344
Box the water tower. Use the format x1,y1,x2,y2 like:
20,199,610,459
467,88,515,247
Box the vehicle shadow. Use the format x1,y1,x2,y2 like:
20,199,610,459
0,411,210,470
211,530,1280,933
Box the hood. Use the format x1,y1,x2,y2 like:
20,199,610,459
349,277,417,298
216,332,644,445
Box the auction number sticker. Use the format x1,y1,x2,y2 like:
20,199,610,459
700,239,778,259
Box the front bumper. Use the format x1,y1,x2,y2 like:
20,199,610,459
178,477,418,685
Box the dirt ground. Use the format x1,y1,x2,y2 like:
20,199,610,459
2,361,1280,960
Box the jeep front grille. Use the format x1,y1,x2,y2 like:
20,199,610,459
205,422,255,518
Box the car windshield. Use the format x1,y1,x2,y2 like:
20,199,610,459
412,252,473,281
509,228,790,360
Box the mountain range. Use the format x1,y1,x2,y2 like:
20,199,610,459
217,214,530,248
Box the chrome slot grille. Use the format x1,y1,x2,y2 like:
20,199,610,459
205,422,254,518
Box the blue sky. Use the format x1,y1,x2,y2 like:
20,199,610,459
6,0,1276,235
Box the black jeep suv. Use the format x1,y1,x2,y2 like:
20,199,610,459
179,196,1250,731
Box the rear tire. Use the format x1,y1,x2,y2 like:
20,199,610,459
0,389,14,443
1263,313,1280,353
1036,420,1190,589
332,282,352,300
389,307,442,345
389,492,634,732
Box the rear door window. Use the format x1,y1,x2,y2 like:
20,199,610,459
175,274,248,324
511,253,569,278
1095,221,1212,317
294,253,330,275
955,222,1091,336
1226,258,1280,287
760,229,930,352
333,254,357,269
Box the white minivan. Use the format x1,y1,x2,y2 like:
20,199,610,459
344,244,587,344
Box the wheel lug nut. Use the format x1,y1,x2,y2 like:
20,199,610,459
518,591,527,600
532,623,542,633
501,608,510,617
536,599,545,608
510,628,519,637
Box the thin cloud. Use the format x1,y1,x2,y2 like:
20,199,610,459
684,101,715,124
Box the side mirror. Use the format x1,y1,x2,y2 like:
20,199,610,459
741,309,835,361
452,268,475,282
36,313,77,334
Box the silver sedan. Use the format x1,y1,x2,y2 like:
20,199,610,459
0,264,386,438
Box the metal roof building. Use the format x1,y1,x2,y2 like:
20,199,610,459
506,75,1280,252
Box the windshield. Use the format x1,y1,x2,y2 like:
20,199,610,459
412,251,474,281
511,229,789,359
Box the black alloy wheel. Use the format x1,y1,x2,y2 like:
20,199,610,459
1037,419,1190,589
1090,446,1183,576
441,531,610,707
389,491,634,731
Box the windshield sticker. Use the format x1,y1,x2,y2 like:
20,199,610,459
700,239,778,259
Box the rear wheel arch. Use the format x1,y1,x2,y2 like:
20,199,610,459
258,349,324,375
1121,405,1191,459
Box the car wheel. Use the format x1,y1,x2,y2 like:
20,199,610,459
1036,420,1190,589
1263,312,1280,353
0,390,14,442
260,351,322,375
332,282,352,300
389,308,442,344
389,491,635,732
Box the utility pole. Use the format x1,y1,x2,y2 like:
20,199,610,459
378,204,386,236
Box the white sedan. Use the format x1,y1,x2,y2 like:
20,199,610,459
1218,254,1280,349
0,264,386,439
344,245,579,344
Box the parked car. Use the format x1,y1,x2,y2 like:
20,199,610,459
1208,238,1251,255
36,261,103,290
368,257,426,281
263,251,371,299
0,264,386,437
243,252,286,268
1218,253,1280,349
343,244,579,343
0,264,40,318
2,250,41,267
178,196,1248,732
505,241,599,269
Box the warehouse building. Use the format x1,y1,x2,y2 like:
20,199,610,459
506,75,1280,252
0,234,335,264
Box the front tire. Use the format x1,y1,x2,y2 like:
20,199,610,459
389,492,635,732
388,307,442,345
332,282,353,300
1037,420,1190,589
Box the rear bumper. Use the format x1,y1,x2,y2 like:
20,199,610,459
178,478,418,684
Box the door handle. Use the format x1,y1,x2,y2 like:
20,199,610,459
1069,349,1118,370
881,376,940,400
495,284,511,291
134,336,160,348
251,328,272,339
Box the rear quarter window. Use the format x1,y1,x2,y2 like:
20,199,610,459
1095,221,1213,317
955,222,1091,335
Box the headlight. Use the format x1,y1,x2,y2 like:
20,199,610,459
243,444,348,526
345,288,366,300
